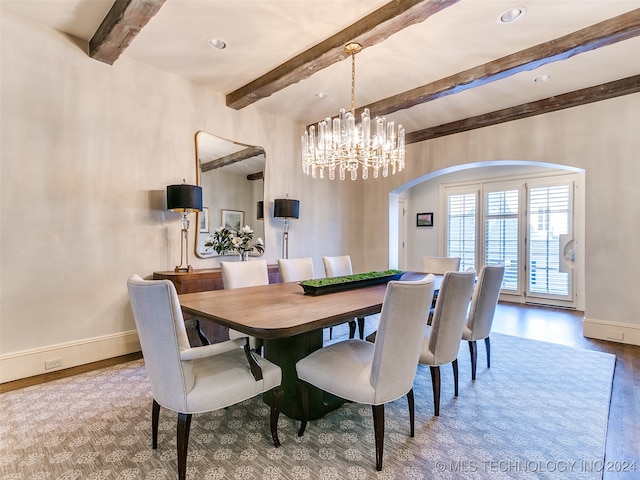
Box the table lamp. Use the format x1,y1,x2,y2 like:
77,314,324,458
167,181,203,272
274,196,300,259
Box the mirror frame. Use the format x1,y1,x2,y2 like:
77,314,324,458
194,131,266,259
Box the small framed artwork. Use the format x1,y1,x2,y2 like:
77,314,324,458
221,209,244,232
417,212,433,227
199,207,209,233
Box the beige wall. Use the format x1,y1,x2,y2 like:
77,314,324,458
362,94,640,344
0,12,363,381
2,10,638,382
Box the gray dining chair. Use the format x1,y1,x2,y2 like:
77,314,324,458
419,269,476,416
221,259,269,352
462,263,505,380
422,256,462,323
127,275,283,480
278,257,314,283
322,255,362,339
296,274,435,471
421,255,461,274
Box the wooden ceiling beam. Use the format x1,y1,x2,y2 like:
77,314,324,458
200,146,265,173
406,75,640,144
358,9,640,120
226,0,460,110
89,0,166,65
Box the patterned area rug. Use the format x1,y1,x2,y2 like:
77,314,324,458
1,334,615,479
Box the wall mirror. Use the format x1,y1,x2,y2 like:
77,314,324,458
195,131,265,258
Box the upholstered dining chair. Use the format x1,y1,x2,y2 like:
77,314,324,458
221,259,269,351
126,275,283,480
422,256,462,323
421,255,461,274
296,274,435,471
462,263,505,380
419,268,476,416
278,257,314,283
322,255,361,339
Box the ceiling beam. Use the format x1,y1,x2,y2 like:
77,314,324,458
406,74,640,144
200,146,265,173
89,0,166,65
357,8,640,120
226,0,460,110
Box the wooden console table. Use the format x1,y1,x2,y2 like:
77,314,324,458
153,265,281,344
153,265,281,294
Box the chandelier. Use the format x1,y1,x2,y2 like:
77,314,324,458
301,42,405,181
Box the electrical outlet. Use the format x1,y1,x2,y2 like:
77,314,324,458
45,358,63,370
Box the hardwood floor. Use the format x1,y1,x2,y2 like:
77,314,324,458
2,303,638,478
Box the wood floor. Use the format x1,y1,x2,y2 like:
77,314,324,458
2,303,638,478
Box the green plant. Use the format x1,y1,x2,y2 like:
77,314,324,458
300,270,402,287
205,225,264,256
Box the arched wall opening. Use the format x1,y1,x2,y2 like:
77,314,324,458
388,160,586,309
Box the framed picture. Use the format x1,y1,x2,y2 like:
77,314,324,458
417,212,433,227
221,209,244,231
198,207,209,233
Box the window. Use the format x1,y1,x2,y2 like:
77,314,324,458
446,191,476,271
443,173,577,307
485,189,519,291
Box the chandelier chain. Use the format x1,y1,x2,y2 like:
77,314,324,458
351,50,356,116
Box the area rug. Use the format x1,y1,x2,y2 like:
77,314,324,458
1,334,615,479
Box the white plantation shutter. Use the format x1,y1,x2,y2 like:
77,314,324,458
528,184,571,296
446,192,476,271
484,189,519,291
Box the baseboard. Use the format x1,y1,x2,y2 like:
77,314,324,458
583,318,640,346
0,331,141,383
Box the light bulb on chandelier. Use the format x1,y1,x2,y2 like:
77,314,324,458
301,42,405,181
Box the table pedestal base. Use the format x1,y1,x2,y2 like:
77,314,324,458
263,330,343,420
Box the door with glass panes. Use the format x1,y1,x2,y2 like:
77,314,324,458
446,175,576,308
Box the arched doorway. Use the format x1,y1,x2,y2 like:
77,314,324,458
389,161,585,310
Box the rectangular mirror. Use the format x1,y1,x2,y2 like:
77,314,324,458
195,131,265,258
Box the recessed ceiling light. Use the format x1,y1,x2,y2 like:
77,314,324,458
315,92,328,99
534,74,551,83
499,6,526,23
207,38,227,50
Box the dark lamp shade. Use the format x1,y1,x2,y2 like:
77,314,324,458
274,198,300,219
167,184,203,212
257,201,264,220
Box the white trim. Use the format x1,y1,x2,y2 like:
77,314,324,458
583,318,640,346
0,331,141,383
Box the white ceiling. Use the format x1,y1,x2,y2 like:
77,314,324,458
3,0,640,134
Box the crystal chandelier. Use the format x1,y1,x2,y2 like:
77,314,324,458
301,43,405,181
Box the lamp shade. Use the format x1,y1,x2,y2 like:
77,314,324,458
257,201,264,220
167,184,203,212
274,198,300,219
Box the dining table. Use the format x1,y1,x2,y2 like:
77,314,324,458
179,272,441,420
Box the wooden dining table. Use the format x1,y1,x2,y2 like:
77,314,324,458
179,273,440,420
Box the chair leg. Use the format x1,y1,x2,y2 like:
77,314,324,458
406,389,415,437
348,320,357,339
297,381,309,437
269,387,283,447
357,316,365,339
152,399,160,449
452,359,459,397
485,336,491,369
372,404,385,471
468,340,478,380
176,413,192,480
429,366,441,416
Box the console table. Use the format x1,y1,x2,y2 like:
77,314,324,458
153,265,281,344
